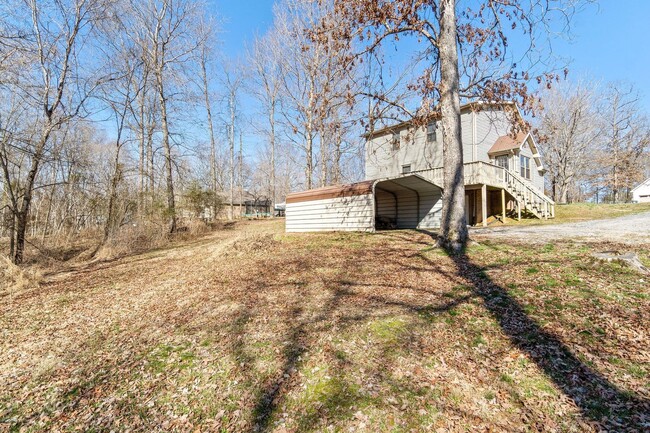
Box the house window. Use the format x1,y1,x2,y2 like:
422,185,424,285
427,122,437,143
402,164,412,174
495,155,509,170
520,155,531,179
391,132,400,151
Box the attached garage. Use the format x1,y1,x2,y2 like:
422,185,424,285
285,174,443,233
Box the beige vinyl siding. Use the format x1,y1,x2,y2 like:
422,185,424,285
366,132,399,179
518,141,545,192
365,108,510,179
462,112,474,163
286,194,374,232
366,125,443,179
474,109,512,164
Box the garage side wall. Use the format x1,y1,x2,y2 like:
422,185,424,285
418,190,443,229
286,194,374,232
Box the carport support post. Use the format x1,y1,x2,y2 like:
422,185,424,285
481,184,488,227
501,189,506,223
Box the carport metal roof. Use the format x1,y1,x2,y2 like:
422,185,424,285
373,174,442,195
285,174,442,204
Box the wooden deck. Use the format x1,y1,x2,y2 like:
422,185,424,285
414,161,555,223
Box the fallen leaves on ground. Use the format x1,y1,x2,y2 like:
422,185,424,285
1,220,648,432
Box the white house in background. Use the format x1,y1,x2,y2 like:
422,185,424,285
285,101,555,233
632,178,650,203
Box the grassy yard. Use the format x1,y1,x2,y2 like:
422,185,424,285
505,201,650,226
1,220,648,432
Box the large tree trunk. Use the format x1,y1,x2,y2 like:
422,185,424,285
138,100,146,213
320,126,328,187
239,132,243,216
147,119,155,210
333,128,342,184
136,70,148,215
612,164,619,204
437,0,467,253
94,154,121,256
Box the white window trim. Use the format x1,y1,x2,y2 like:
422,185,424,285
427,122,437,143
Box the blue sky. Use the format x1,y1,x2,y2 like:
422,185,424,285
552,0,650,110
212,0,650,111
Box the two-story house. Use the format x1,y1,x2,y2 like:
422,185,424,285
365,101,554,226
285,101,554,233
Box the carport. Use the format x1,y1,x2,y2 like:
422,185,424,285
285,174,442,232
373,175,442,230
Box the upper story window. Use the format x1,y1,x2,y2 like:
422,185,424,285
520,155,531,179
495,155,509,170
391,132,400,151
427,122,437,143
402,164,412,174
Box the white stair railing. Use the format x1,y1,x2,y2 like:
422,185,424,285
414,162,555,220
501,167,555,219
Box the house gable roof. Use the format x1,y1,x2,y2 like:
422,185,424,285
488,132,529,156
488,132,546,173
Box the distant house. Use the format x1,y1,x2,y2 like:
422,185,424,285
632,178,650,203
215,192,272,219
286,101,555,233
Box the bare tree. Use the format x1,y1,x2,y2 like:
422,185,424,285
250,29,283,214
197,19,222,219
0,0,109,263
132,0,205,233
314,0,585,251
222,64,244,219
598,84,650,203
537,82,600,203
274,0,324,190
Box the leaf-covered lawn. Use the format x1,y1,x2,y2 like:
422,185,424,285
1,220,648,432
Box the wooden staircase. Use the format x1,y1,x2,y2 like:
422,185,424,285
503,168,555,219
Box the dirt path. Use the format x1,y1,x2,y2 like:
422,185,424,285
472,211,650,244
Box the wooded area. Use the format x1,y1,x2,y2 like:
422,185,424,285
1,0,649,263
0,0,365,264
538,82,650,204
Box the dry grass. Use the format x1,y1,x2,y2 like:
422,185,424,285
504,202,650,226
0,220,648,432
0,256,41,297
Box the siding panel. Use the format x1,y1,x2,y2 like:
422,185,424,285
286,194,374,232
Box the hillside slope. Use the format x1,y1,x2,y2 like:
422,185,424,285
1,220,648,432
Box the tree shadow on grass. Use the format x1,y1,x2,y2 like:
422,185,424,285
434,241,650,431
248,276,468,432
247,230,649,432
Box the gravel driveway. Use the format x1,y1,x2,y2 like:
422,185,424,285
471,211,650,244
